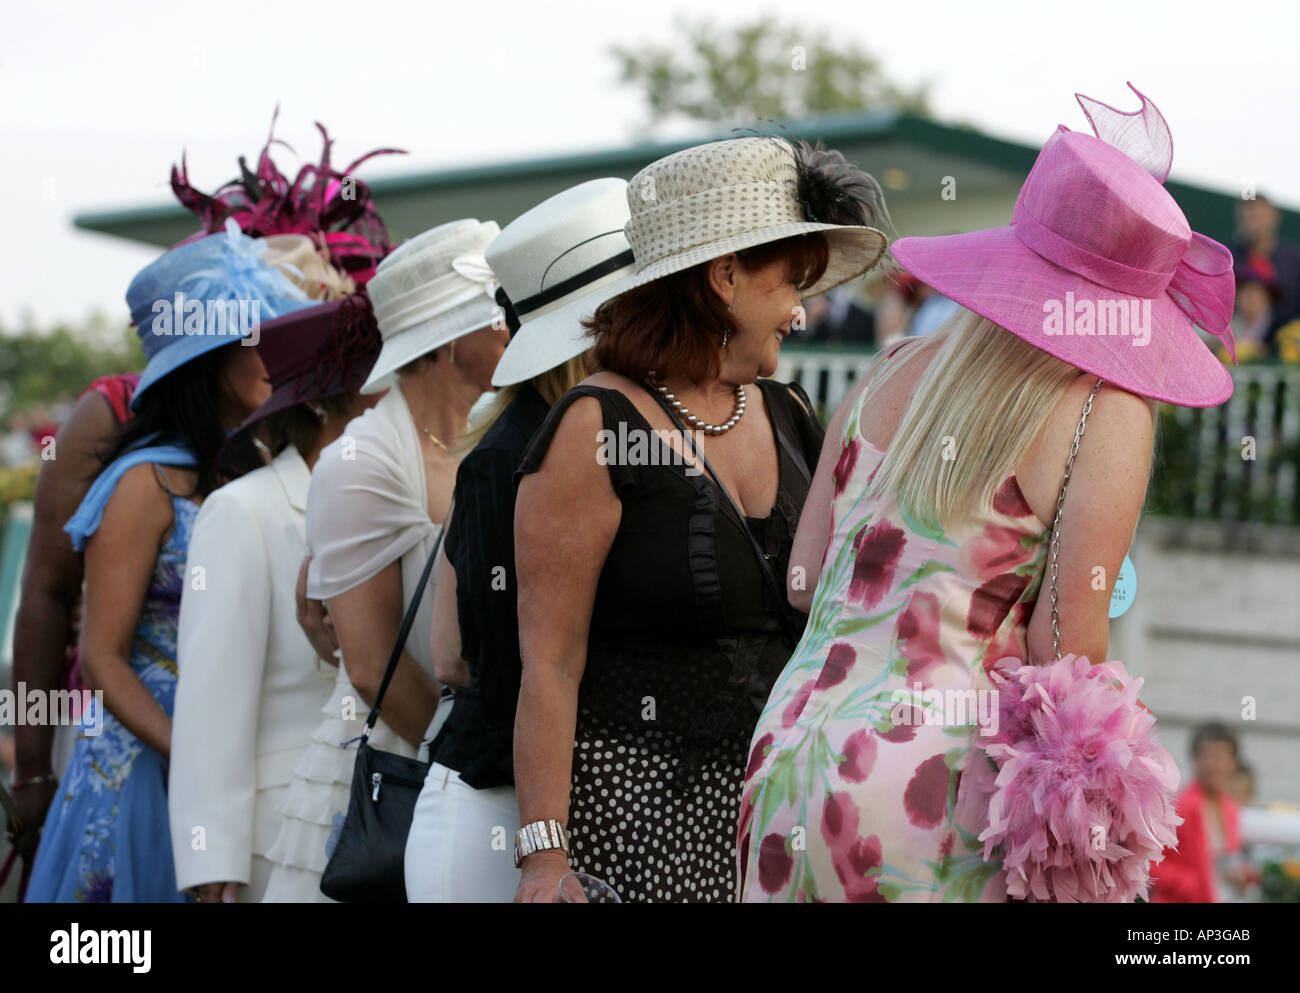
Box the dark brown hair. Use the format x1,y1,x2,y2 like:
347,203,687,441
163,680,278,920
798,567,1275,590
263,392,356,458
586,233,829,385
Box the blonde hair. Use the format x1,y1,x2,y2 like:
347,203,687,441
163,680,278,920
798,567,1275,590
457,351,594,452
866,310,1080,530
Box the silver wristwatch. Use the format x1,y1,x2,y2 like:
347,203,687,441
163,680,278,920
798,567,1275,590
514,818,570,868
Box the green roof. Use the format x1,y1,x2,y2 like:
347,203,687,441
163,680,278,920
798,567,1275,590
74,110,1294,249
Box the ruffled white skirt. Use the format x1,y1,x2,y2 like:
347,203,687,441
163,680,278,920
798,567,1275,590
261,667,418,903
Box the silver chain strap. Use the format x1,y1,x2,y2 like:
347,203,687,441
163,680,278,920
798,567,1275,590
1048,378,1105,661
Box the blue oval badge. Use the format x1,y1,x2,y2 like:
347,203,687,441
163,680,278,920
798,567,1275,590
1109,555,1137,618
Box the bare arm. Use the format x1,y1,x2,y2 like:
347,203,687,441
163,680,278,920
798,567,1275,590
430,532,467,688
328,560,440,747
1026,388,1155,665
787,370,878,614
513,397,620,902
79,463,176,757
10,391,119,853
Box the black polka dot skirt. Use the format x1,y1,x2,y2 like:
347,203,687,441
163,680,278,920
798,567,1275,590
567,726,749,903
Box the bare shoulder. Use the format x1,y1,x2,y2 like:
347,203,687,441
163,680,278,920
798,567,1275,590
1055,377,1155,456
528,382,609,479
61,389,121,451
98,462,175,541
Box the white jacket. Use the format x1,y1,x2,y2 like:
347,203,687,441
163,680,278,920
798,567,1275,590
169,447,335,899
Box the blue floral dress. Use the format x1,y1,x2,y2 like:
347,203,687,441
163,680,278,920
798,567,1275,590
25,491,197,903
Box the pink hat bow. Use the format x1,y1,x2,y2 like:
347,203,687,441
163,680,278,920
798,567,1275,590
1053,83,1237,362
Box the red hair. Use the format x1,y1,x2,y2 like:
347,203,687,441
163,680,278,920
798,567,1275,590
586,233,829,385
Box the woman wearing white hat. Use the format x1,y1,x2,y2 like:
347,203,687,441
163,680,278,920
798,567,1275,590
262,219,509,901
511,138,890,902
405,179,635,902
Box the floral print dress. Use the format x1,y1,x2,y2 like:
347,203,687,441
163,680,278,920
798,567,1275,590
25,491,196,903
738,380,1050,903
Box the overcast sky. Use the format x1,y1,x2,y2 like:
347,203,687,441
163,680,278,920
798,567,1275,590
3,0,1297,332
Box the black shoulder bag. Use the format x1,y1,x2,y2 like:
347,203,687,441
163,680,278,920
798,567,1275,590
319,525,445,903
642,383,802,650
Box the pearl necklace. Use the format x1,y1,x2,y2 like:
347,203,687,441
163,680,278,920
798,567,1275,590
651,379,747,435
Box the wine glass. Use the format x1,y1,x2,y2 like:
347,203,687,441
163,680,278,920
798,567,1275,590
558,871,622,903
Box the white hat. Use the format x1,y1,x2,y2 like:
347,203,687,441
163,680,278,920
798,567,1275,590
361,218,501,394
614,136,889,298
488,179,634,387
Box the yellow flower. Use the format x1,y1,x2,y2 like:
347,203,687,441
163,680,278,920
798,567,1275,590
1276,320,1300,364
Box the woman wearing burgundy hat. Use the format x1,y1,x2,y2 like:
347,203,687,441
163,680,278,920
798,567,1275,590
169,294,383,904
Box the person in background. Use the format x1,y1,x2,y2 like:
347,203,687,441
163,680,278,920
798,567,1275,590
1150,723,1253,903
873,271,918,344
906,282,961,337
9,372,137,892
24,228,311,902
807,281,876,346
1232,193,1300,327
406,178,632,902
265,219,508,901
1228,760,1255,809
170,292,384,903
1228,262,1281,361
512,137,887,902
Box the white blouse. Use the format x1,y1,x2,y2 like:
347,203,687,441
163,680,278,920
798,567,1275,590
305,384,439,679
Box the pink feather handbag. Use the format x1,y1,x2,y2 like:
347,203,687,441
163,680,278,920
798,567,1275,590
972,379,1184,902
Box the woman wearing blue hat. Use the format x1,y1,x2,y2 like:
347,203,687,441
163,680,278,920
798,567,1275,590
24,224,312,903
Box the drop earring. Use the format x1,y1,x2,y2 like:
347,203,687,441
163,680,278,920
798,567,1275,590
722,298,733,349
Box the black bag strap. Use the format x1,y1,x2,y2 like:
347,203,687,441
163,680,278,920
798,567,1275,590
766,380,814,488
363,522,447,739
641,384,800,649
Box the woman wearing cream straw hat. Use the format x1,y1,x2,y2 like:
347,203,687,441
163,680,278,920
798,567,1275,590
739,85,1236,903
406,178,634,902
512,136,889,902
264,219,508,901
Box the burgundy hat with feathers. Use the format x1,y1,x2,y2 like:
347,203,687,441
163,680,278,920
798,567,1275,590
171,109,403,285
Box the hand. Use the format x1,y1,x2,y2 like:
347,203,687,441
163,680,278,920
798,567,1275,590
9,777,58,861
296,556,338,665
513,850,572,903
192,882,240,904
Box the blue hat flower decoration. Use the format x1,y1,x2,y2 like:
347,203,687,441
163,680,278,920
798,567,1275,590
126,218,314,409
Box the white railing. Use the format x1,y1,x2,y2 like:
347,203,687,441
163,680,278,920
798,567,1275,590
774,344,877,416
777,345,1300,525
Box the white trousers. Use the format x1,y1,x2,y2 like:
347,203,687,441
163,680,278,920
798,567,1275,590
404,761,519,902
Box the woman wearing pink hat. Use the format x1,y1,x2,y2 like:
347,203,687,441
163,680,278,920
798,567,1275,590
739,86,1237,903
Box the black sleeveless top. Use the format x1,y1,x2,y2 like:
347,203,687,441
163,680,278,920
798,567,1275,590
515,378,824,902
516,377,824,760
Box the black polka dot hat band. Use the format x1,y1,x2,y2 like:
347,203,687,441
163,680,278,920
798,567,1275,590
615,136,890,298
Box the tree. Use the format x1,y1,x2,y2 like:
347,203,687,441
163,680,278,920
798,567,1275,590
0,315,141,431
611,16,931,132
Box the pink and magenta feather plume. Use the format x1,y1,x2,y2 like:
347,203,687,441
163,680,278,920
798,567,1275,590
170,109,404,285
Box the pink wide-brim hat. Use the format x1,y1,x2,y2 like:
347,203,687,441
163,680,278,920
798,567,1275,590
891,84,1237,408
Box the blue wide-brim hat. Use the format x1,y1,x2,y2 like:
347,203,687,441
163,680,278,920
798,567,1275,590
127,220,314,410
